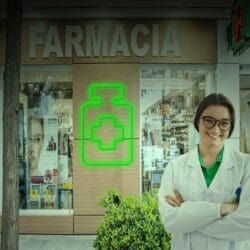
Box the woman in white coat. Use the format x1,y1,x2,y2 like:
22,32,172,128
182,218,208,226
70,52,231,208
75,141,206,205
158,93,250,250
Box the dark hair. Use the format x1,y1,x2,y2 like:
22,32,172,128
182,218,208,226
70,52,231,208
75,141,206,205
193,93,235,138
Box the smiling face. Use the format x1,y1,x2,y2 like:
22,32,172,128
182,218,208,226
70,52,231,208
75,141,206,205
198,105,231,149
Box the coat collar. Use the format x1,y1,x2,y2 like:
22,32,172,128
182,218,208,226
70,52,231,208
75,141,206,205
186,147,207,189
186,144,235,190
210,145,235,190
220,144,235,170
186,144,235,170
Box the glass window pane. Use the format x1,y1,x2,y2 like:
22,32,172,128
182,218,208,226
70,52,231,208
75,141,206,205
19,66,73,210
240,89,250,153
140,64,215,192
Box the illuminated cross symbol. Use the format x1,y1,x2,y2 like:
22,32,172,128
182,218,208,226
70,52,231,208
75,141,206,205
234,5,244,43
91,115,124,151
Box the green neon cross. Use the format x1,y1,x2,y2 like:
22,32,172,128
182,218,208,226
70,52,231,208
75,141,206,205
78,82,134,167
91,115,124,151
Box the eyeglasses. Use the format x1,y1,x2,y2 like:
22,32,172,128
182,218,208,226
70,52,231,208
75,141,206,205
201,116,231,131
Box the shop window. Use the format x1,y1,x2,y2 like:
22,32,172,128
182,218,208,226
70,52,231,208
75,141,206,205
140,64,215,192
240,89,250,153
19,66,73,211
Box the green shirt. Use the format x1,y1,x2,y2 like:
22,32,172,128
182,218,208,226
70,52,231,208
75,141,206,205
198,146,224,187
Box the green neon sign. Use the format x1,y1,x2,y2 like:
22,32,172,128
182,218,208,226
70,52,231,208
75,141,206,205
78,82,134,168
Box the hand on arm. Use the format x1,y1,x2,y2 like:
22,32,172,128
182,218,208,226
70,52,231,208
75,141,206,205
161,154,250,239
200,200,250,241
158,162,221,234
165,190,184,207
200,160,250,241
220,203,238,217
165,190,238,216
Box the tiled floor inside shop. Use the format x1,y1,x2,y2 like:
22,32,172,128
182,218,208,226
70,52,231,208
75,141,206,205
0,234,96,250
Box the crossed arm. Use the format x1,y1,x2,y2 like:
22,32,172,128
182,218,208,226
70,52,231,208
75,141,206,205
165,189,238,217
158,161,250,241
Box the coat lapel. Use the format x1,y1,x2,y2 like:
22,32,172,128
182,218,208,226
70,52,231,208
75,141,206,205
208,145,235,191
187,147,207,190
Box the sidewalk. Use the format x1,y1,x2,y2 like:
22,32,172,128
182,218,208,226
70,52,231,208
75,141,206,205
1,235,96,250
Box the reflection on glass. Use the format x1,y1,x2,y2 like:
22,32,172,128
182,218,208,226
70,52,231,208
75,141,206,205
240,89,250,154
19,68,73,210
141,65,214,192
28,116,44,176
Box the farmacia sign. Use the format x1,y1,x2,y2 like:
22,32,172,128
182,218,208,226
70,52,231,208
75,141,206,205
29,23,181,58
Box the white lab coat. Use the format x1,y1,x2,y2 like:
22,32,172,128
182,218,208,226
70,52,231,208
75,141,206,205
158,145,250,250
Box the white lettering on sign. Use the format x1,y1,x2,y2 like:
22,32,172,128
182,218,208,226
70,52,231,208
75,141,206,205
161,23,181,57
43,26,63,58
131,24,149,57
152,24,159,56
86,25,108,57
29,23,181,58
65,25,84,57
29,24,45,58
109,24,130,57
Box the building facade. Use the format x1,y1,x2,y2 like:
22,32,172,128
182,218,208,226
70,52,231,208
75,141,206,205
0,1,249,234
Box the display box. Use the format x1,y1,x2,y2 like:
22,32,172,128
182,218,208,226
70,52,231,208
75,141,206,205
58,188,73,209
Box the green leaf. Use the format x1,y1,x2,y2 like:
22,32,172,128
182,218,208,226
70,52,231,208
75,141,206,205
94,187,171,249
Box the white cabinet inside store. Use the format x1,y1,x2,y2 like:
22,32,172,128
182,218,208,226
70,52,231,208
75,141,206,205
240,67,250,154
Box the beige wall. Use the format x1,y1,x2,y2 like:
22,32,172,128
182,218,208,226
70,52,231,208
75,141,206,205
73,64,140,234
0,216,73,234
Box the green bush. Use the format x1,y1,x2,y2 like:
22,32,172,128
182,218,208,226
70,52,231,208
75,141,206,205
93,188,171,250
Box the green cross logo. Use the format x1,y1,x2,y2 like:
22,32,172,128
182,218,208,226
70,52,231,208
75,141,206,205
78,82,134,168
91,114,124,151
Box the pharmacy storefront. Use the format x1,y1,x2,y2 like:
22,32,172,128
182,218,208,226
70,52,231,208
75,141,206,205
0,18,234,234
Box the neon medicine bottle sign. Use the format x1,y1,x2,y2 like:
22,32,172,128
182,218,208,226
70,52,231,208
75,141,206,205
78,82,134,168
